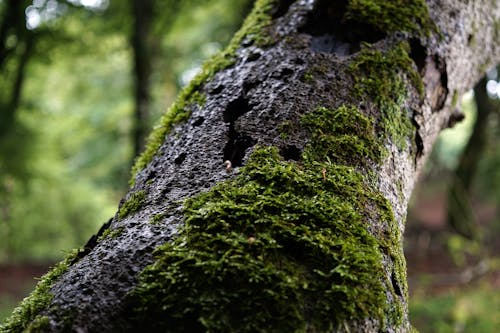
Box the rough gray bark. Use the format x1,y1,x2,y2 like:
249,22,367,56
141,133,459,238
2,0,500,332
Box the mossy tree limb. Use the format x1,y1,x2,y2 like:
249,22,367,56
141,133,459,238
2,0,500,332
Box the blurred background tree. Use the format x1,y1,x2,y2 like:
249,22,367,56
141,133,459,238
0,0,499,331
0,0,252,262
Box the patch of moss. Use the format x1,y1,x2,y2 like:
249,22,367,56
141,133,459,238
346,0,435,37
277,120,292,139
127,104,407,331
301,105,386,166
302,72,314,82
118,190,146,219
23,315,50,332
129,147,391,331
350,42,420,150
97,227,125,242
372,194,408,326
130,0,278,185
0,250,79,333
149,212,167,225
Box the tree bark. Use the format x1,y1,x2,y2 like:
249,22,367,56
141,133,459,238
2,0,500,332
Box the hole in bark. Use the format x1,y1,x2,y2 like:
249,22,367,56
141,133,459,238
209,83,224,95
411,117,424,159
145,170,157,182
391,271,403,297
174,153,187,165
247,51,261,62
192,117,205,127
409,38,426,74
271,0,295,18
223,95,250,123
294,57,305,65
299,0,385,55
243,79,260,94
222,94,256,168
223,130,256,168
272,66,294,79
467,34,474,45
281,145,302,161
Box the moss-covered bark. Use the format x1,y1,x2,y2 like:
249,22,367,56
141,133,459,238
2,0,500,332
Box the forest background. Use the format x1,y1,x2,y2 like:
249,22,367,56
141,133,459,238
0,1,498,332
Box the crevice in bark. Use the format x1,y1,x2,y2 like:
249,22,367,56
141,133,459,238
223,95,256,167
192,116,205,127
411,116,425,161
409,38,427,75
391,271,403,297
422,54,449,111
174,152,187,165
223,130,256,168
299,0,385,56
223,95,250,123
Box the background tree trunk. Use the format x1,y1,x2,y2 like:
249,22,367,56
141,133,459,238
131,0,154,157
447,76,497,238
2,0,500,332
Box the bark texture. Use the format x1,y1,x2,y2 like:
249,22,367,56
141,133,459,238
2,0,500,332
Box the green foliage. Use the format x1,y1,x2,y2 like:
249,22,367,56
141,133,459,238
0,250,78,333
0,0,253,263
346,0,435,36
410,285,500,333
0,9,133,261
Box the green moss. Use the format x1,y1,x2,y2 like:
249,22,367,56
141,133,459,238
346,0,435,37
374,195,408,326
303,72,314,82
301,105,386,166
129,148,390,331
0,250,78,333
349,42,419,150
118,190,146,219
277,120,292,139
130,0,278,185
23,315,50,332
149,212,167,225
97,226,124,242
128,104,406,331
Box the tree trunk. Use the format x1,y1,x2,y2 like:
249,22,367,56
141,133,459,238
131,0,154,157
447,76,496,238
2,0,500,332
